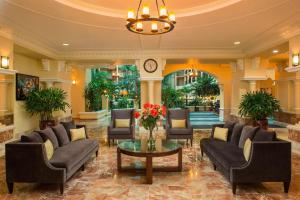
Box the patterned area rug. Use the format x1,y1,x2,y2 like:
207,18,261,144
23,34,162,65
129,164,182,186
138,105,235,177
0,129,300,200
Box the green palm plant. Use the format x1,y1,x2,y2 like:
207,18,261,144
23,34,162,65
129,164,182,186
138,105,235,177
239,91,281,128
25,88,70,128
192,74,220,97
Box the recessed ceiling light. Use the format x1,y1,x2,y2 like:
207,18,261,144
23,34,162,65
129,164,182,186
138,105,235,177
62,43,69,46
272,49,279,54
234,41,241,45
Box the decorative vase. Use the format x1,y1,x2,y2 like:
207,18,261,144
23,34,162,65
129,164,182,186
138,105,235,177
148,128,156,151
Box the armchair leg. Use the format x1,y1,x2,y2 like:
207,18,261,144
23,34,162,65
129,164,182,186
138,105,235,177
81,164,85,171
213,164,216,170
108,139,110,147
7,181,13,194
284,181,290,193
96,150,99,157
190,138,193,147
59,183,64,194
232,183,237,194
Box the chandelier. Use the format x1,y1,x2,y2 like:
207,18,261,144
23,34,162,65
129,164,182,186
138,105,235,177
126,0,176,35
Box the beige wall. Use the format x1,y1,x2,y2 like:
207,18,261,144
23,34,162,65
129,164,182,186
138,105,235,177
71,66,86,118
13,54,72,137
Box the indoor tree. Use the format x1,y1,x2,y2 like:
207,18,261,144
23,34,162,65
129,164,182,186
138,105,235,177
192,74,220,111
84,71,115,111
161,86,184,108
239,91,281,129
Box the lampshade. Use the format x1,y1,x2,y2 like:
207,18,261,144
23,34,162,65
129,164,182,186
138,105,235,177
1,56,9,69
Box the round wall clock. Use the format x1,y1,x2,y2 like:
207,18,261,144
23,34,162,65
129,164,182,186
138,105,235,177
143,59,158,73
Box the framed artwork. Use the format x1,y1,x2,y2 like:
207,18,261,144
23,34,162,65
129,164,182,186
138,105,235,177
16,73,39,101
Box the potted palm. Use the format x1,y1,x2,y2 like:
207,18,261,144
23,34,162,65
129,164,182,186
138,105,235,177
25,88,70,129
239,91,280,129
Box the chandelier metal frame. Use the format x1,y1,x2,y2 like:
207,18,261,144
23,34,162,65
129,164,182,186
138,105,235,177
126,0,176,35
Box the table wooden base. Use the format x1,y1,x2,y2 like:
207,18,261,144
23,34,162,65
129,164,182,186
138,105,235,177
117,147,182,184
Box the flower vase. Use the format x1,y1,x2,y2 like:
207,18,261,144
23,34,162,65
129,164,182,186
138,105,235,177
148,129,156,151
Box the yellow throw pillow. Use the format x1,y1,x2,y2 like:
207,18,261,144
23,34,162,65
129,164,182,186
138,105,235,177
243,138,252,161
44,139,54,160
70,127,86,141
213,127,229,141
172,119,186,128
115,119,130,128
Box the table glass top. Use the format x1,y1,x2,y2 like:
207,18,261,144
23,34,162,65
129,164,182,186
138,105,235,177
118,139,181,153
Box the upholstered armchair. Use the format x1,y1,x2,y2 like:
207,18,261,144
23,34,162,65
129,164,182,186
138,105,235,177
107,109,135,146
165,109,193,146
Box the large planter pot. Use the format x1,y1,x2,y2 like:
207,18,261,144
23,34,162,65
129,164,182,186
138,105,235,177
257,118,268,130
40,120,56,130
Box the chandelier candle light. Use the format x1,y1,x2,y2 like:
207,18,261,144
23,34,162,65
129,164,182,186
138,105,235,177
126,0,176,35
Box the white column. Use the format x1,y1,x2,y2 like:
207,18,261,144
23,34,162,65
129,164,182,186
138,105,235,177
218,84,224,121
294,79,300,113
249,80,257,92
148,80,154,104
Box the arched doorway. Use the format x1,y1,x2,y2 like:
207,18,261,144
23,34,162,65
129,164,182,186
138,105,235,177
162,70,222,128
162,62,233,123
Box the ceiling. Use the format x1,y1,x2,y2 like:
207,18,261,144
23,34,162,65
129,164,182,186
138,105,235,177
0,0,300,60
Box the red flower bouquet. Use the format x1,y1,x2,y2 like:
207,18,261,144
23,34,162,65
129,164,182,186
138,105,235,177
134,103,166,145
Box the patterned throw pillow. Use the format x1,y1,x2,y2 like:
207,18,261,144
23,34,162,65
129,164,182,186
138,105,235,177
213,127,229,141
70,127,86,141
44,139,54,160
171,119,186,128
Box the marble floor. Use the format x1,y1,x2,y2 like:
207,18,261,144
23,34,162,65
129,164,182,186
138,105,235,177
0,128,300,200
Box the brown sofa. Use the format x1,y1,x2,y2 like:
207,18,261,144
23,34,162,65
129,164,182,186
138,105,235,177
200,122,291,194
5,121,99,194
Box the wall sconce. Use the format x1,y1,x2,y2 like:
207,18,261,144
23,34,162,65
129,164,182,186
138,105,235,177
1,56,9,69
292,53,299,66
72,80,77,85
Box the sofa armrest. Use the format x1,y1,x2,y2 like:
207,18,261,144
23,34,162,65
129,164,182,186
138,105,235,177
6,142,66,184
230,140,291,184
76,124,88,138
211,124,224,138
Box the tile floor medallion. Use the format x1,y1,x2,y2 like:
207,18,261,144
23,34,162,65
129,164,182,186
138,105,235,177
0,128,299,200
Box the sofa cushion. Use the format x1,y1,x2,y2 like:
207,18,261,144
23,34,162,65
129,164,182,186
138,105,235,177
243,138,252,161
38,128,59,149
52,124,70,146
238,126,259,149
253,129,276,141
230,123,244,146
201,138,246,171
70,127,86,141
60,121,76,140
44,139,54,160
49,139,98,172
109,128,131,135
223,121,236,142
115,119,130,128
171,119,186,128
21,132,43,143
213,127,228,141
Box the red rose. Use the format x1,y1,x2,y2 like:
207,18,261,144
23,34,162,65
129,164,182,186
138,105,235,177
150,109,158,117
144,103,151,109
134,111,140,119
154,104,160,109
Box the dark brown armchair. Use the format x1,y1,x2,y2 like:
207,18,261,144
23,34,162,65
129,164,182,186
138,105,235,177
166,109,193,146
107,109,135,146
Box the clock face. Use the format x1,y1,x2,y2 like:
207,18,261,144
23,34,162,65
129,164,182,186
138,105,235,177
144,59,158,73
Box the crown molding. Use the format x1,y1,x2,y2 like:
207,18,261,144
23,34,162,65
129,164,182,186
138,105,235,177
140,77,163,81
40,78,72,84
241,77,268,81
57,49,245,60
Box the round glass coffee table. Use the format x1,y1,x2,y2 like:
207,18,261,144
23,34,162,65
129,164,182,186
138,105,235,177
117,140,182,184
